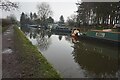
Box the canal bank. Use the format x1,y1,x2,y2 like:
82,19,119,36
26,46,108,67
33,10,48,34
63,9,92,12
10,25,61,78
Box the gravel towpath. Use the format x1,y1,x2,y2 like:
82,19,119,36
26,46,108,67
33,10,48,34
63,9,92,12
2,26,21,78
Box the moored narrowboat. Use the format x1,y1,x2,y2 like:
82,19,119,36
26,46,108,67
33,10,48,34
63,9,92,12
51,27,71,33
79,29,120,46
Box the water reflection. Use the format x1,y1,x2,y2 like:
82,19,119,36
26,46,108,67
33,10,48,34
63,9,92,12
36,29,52,51
72,41,118,77
58,35,62,40
21,27,119,78
22,27,52,51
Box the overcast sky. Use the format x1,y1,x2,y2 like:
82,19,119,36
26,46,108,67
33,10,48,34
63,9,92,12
1,0,79,22
1,0,119,21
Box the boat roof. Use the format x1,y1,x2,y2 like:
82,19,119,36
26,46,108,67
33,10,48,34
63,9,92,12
29,25,38,27
91,29,120,34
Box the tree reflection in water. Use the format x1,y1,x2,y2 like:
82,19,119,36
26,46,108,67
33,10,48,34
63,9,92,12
30,30,37,39
21,27,119,78
72,40,119,78
58,35,62,40
21,26,30,36
36,29,51,51
21,27,52,51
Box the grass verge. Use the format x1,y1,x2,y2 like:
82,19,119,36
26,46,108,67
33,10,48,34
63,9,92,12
14,25,61,78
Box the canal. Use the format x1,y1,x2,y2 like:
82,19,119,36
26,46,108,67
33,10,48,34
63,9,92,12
22,27,119,78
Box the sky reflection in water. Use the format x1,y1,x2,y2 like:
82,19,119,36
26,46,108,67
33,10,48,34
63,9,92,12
22,27,119,78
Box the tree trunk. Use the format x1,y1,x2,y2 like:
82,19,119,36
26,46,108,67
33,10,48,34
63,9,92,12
110,17,113,25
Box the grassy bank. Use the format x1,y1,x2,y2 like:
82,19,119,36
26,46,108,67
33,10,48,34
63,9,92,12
14,25,61,78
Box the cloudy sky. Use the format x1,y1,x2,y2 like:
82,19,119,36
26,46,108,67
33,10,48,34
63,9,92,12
1,0,119,21
1,0,79,21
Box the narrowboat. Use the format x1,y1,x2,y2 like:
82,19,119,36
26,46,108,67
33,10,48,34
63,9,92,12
29,25,38,28
79,29,120,46
51,27,71,33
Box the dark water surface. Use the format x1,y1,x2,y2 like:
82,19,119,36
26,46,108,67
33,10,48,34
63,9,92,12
22,27,119,78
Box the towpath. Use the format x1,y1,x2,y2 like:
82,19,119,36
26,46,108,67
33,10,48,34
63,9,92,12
2,25,21,78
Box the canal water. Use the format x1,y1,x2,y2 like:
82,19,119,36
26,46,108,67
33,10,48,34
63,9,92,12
22,27,119,78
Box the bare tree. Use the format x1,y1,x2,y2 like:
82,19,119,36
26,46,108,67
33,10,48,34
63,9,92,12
37,2,53,20
7,14,17,24
67,14,77,27
0,0,19,11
